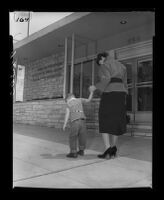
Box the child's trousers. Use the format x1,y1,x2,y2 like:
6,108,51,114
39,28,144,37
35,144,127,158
69,119,87,153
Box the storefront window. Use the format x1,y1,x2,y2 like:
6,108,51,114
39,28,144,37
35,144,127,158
126,88,132,111
73,63,81,98
137,87,152,111
137,58,152,111
70,59,133,99
137,60,152,83
121,62,132,84
82,61,92,98
68,59,102,98
119,61,133,112
94,59,101,98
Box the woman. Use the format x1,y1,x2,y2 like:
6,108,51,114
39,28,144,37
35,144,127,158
91,52,128,159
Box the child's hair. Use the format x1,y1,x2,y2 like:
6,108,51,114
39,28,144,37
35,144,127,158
65,93,75,101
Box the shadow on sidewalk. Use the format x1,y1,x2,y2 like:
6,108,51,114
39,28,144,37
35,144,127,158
14,123,152,162
40,153,131,161
40,153,99,160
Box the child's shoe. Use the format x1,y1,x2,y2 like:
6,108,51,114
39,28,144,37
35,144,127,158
66,152,78,158
77,150,84,156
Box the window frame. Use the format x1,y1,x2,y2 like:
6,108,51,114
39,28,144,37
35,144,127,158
67,55,99,99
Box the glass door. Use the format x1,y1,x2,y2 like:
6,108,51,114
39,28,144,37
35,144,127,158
121,59,136,123
121,55,152,124
135,56,152,123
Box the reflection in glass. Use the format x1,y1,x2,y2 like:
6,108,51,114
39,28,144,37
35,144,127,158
73,63,81,98
126,88,132,111
137,60,152,83
94,59,100,84
94,59,102,98
138,87,152,111
121,62,132,84
82,61,92,98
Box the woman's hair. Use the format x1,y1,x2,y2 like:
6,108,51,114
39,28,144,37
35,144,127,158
96,52,109,66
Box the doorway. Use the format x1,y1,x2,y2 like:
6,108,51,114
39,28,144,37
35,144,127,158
120,55,152,124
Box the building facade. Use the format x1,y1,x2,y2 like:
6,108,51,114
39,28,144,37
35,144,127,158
13,12,154,136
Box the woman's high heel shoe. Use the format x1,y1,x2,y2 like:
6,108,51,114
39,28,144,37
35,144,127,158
97,147,112,159
110,146,117,158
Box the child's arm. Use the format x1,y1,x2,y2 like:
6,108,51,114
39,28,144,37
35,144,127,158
63,107,70,131
84,91,94,103
81,86,96,103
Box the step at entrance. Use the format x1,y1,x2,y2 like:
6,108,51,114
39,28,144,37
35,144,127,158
126,123,152,137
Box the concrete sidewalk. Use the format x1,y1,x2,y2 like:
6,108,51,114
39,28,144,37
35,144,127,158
13,123,152,189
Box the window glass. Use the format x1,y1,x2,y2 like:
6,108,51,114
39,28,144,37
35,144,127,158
73,63,81,98
126,88,132,111
120,61,132,84
82,61,92,98
94,59,101,98
137,87,152,111
137,60,152,83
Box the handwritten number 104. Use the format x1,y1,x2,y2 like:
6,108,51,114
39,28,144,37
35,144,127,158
16,17,29,22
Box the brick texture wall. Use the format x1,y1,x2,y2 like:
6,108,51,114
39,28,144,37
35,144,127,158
13,99,100,132
24,53,64,101
13,99,66,128
13,52,101,133
13,98,151,136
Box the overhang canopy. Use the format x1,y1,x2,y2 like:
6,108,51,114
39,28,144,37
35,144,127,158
14,12,154,65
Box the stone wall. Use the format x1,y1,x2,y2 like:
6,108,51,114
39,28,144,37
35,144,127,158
13,99,100,133
13,99,67,128
13,98,152,136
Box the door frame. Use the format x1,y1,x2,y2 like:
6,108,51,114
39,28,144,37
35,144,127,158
115,40,152,124
120,56,152,124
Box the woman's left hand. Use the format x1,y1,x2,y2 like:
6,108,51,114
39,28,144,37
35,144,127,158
89,85,96,92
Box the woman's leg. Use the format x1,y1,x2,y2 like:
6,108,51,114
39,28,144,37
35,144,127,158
109,134,113,147
98,133,112,158
102,133,111,150
110,135,118,157
111,135,118,147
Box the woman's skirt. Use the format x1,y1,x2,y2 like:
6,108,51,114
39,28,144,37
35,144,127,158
99,91,127,135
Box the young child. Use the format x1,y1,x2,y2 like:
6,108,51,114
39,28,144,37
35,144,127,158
63,86,95,158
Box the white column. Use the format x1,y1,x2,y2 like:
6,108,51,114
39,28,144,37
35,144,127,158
63,37,68,99
80,62,83,97
70,33,75,93
27,12,30,37
92,59,94,85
